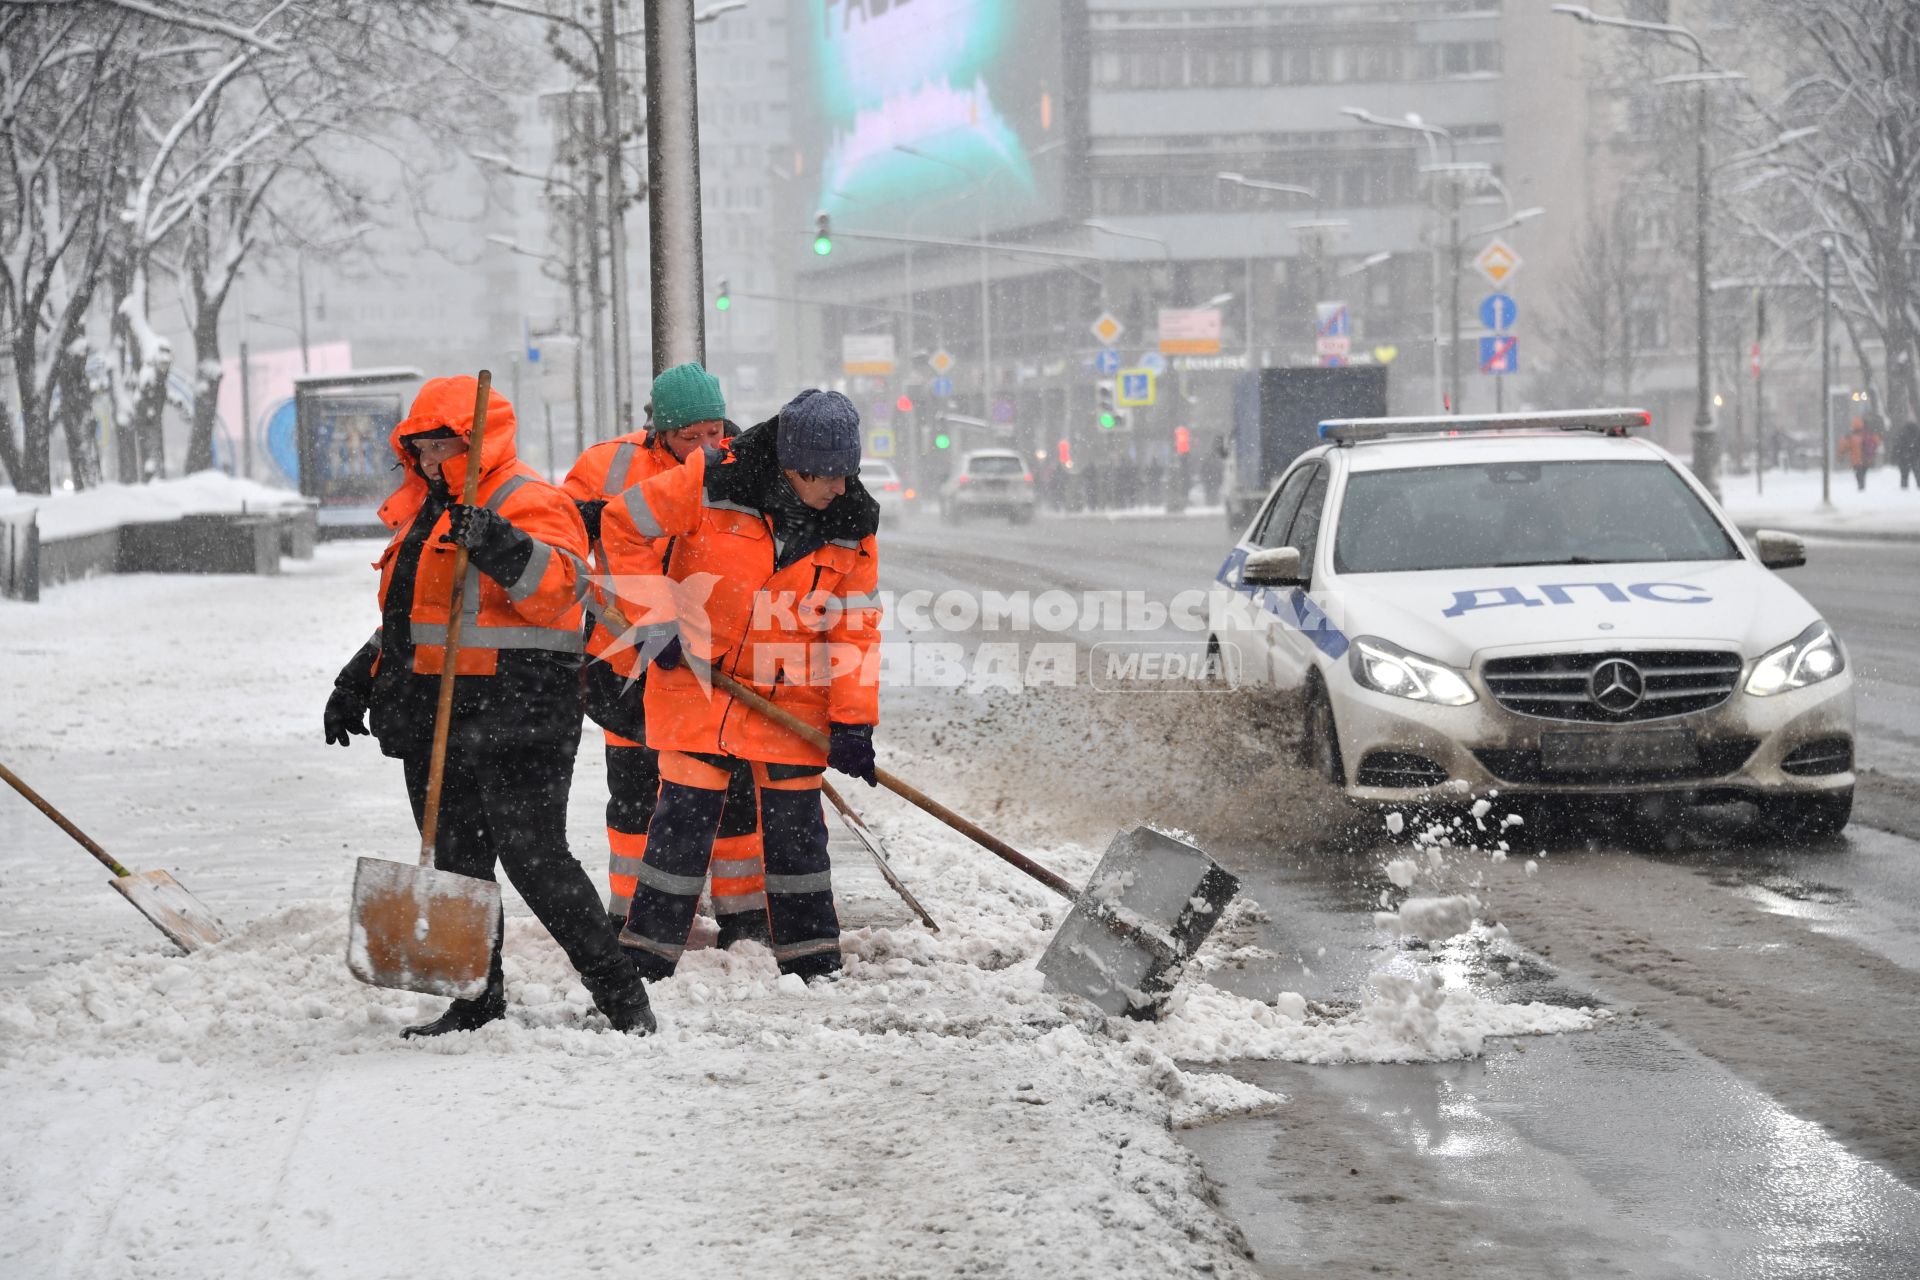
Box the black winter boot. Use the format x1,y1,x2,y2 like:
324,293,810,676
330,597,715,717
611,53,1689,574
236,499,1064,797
401,991,507,1038
715,910,771,948
583,953,658,1036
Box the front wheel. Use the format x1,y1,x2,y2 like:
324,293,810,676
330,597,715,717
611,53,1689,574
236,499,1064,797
1755,789,1852,843
1302,680,1346,790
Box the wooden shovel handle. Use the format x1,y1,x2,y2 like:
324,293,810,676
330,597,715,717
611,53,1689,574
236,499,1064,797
705,667,1076,899
418,370,492,867
0,760,133,878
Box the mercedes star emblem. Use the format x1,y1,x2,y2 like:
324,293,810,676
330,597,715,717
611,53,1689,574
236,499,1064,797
1588,658,1646,715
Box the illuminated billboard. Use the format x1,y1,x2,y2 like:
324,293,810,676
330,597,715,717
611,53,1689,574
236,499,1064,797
792,0,1076,246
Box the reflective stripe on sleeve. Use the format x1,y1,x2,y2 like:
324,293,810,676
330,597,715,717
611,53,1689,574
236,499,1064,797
504,538,553,602
764,871,834,895
485,475,530,512
633,862,707,897
620,484,666,537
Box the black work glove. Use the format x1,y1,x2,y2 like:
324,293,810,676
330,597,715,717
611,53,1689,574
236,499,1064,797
649,633,683,672
827,723,877,787
324,684,369,747
442,503,535,587
576,499,607,543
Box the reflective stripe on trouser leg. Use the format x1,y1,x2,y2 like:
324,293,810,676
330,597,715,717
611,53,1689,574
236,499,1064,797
620,750,728,973
604,731,659,920
753,763,840,975
710,756,766,920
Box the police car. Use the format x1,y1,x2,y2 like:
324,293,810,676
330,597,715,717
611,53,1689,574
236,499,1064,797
1205,409,1855,838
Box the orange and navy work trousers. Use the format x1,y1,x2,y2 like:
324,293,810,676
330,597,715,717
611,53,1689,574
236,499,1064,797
620,749,841,983
603,732,765,936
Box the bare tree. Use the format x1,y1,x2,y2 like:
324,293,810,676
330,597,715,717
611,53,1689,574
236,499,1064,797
1542,204,1643,405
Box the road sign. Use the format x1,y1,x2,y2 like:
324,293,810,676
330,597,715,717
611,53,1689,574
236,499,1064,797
1315,335,1351,359
868,428,895,458
1480,293,1518,330
1090,312,1124,345
1475,240,1523,288
1118,369,1156,407
1158,308,1222,356
1093,348,1121,375
1314,301,1350,338
1480,334,1519,375
928,348,954,375
842,333,896,376
931,375,954,398
1138,350,1167,374
991,397,1016,424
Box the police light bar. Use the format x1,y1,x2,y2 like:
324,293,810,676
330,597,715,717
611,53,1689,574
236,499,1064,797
1319,408,1653,443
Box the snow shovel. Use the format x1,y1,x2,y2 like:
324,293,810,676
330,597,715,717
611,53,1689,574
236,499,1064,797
346,371,502,1001
1,760,231,954
704,669,1239,1019
822,779,938,932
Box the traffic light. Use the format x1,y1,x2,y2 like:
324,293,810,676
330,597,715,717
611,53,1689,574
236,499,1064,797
896,394,914,414
933,432,951,450
1056,438,1072,466
713,278,731,311
1096,380,1117,429
813,212,833,257
1173,425,1191,455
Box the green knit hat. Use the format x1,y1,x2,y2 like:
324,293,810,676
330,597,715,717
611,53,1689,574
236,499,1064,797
650,362,726,432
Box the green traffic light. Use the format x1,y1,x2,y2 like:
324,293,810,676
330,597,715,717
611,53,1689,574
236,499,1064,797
813,235,833,256
1098,412,1116,429
714,295,731,311
933,432,951,450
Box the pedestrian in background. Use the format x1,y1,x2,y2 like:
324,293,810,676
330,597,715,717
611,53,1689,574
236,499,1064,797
1837,417,1882,491
323,375,656,1038
1893,418,1920,491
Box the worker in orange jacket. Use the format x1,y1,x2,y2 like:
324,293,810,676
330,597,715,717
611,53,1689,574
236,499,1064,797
601,388,882,982
1836,416,1882,490
323,375,655,1038
563,363,768,946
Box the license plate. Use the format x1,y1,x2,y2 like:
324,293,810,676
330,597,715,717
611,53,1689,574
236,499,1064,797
1540,729,1699,772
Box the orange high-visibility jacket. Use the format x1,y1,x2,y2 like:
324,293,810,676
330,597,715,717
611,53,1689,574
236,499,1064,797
374,376,590,678
599,420,882,765
564,433,682,677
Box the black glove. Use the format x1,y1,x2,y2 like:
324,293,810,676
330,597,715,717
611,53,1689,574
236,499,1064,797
442,503,534,586
324,684,369,747
827,723,877,787
650,633,683,672
576,499,607,543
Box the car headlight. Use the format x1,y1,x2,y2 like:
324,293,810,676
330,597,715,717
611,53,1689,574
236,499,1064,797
1348,636,1477,706
1745,621,1845,696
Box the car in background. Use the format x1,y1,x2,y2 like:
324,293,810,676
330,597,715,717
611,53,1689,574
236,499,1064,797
939,448,1037,525
1205,409,1855,839
860,459,914,525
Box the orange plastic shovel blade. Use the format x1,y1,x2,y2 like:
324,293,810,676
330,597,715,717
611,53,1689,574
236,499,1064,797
346,856,501,1000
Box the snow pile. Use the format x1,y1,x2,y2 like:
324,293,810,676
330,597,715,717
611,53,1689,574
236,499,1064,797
0,471,309,541
1717,466,1920,539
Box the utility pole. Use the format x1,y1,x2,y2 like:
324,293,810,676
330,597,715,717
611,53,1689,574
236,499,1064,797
238,339,252,480
645,0,705,373
1754,291,1766,496
1690,60,1718,499
602,0,636,428
1820,237,1834,511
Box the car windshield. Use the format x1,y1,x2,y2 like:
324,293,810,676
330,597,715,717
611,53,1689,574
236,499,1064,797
967,456,1025,476
1333,459,1741,573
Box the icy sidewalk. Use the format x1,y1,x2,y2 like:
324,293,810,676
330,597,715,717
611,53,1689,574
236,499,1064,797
1717,466,1920,540
0,546,1596,1278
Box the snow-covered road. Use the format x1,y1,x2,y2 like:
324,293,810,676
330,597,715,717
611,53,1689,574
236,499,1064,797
1,542,1592,1278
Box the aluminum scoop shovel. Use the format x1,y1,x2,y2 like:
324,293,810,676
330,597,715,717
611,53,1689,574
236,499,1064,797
346,370,502,1000
1,760,231,954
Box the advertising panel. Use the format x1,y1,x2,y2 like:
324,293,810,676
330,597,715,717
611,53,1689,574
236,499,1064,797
792,1,1074,244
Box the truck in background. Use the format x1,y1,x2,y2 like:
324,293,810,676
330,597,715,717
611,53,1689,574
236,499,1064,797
1222,365,1389,532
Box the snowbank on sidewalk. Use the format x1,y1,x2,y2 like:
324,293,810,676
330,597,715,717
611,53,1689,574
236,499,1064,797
0,471,311,542
1717,466,1920,539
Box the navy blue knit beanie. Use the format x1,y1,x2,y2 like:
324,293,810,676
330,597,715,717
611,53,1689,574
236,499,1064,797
777,389,862,477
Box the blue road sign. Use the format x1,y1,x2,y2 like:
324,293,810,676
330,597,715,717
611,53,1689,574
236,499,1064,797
1315,301,1351,338
1480,293,1518,331
931,375,953,397
1480,334,1519,375
1138,350,1167,374
1093,348,1121,375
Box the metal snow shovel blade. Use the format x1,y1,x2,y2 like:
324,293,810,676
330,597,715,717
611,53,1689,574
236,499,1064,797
346,370,502,1001
1,760,232,954
702,668,1238,1019
822,779,938,932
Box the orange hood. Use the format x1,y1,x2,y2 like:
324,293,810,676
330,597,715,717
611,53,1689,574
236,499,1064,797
378,375,520,529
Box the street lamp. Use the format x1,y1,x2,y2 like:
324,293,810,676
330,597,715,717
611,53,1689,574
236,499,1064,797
1216,173,1317,364
1553,3,1725,498
1340,106,1462,410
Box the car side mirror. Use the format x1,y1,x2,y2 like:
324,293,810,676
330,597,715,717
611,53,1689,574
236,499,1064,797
1753,528,1806,570
1242,546,1305,587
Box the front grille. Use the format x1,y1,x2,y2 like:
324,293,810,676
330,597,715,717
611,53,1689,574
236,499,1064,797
1356,750,1450,789
1482,650,1743,723
1473,737,1759,785
1781,736,1854,777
